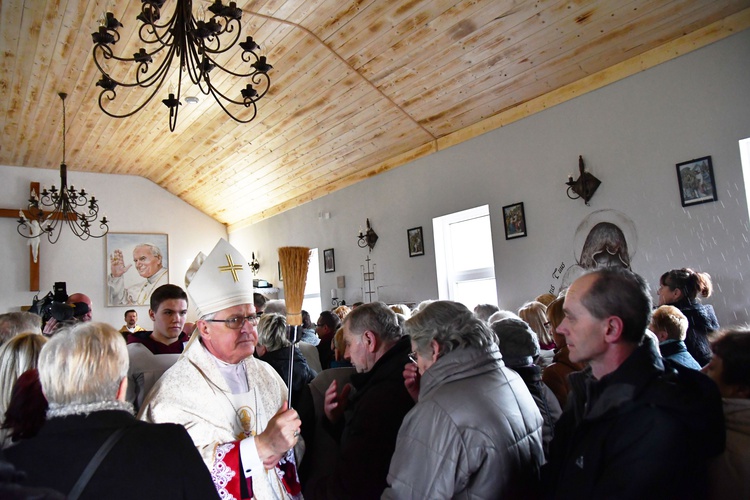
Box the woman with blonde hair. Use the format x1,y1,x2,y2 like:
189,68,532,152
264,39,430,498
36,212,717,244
332,305,352,322
518,301,555,351
330,327,352,368
0,332,47,447
257,313,317,404
535,294,557,307
541,297,585,408
658,268,719,366
389,304,411,318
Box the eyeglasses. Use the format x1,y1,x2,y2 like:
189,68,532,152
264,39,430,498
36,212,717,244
408,351,418,364
205,315,260,330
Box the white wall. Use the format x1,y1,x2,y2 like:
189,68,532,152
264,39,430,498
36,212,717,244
231,30,750,326
0,167,227,327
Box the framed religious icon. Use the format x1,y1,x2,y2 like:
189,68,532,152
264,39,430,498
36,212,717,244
503,202,527,240
105,233,169,306
407,226,425,257
324,248,335,273
676,156,717,207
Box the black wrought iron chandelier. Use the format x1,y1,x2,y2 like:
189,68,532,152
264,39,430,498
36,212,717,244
17,93,109,244
91,0,272,131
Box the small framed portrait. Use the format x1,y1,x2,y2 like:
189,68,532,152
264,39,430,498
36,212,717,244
503,202,527,240
407,226,424,257
676,156,717,207
105,233,169,306
323,248,335,273
278,261,283,281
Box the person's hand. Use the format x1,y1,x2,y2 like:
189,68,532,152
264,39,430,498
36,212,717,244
110,249,132,278
255,401,300,469
403,362,420,402
42,317,59,336
323,379,351,424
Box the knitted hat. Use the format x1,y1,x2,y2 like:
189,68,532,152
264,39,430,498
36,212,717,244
185,239,255,317
491,317,540,367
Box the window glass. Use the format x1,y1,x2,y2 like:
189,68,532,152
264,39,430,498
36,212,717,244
433,205,497,307
449,215,494,272
304,248,321,319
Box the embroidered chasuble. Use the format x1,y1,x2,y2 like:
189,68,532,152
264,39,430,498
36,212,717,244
139,337,301,499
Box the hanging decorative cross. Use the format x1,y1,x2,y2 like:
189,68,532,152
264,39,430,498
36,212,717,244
0,182,43,291
361,255,376,303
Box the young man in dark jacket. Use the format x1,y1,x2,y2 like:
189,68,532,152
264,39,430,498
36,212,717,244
543,267,725,499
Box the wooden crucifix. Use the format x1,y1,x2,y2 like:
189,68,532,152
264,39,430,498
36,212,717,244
0,182,42,291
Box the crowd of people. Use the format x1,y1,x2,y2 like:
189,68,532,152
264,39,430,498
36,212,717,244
0,246,748,499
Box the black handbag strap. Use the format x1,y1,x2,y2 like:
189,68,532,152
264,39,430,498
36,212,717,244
68,427,128,500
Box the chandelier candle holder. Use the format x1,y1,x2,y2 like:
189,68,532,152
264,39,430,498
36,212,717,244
17,93,109,244
91,0,272,131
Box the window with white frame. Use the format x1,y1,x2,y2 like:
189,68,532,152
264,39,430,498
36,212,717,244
433,205,497,311
301,248,322,319
741,137,750,223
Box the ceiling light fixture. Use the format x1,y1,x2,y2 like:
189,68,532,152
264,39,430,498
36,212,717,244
91,0,272,131
17,93,109,244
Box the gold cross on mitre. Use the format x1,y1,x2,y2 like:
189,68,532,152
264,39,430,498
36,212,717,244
218,254,243,282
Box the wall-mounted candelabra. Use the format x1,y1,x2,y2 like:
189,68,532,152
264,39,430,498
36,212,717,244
357,218,378,252
566,155,601,205
249,252,260,275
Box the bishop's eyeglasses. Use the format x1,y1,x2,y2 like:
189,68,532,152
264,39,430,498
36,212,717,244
205,315,261,330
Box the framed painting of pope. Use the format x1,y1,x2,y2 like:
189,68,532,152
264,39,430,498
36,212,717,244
105,233,169,307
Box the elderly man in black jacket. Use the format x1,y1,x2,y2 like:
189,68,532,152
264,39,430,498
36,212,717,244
543,267,725,499
306,302,414,499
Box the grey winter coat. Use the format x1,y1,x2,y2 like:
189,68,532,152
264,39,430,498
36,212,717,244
383,345,545,499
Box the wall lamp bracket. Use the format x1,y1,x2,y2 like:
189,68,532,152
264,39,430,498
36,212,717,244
566,155,601,205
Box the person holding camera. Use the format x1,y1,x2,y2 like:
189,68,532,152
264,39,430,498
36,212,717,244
41,292,93,336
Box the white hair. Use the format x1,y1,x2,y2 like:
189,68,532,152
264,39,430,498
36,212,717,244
39,322,128,408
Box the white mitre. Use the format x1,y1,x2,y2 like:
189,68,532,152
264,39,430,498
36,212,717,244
185,238,255,317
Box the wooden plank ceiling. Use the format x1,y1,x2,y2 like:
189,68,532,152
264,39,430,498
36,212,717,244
1,0,749,229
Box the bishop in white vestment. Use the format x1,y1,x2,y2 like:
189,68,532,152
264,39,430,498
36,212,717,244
139,239,302,500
